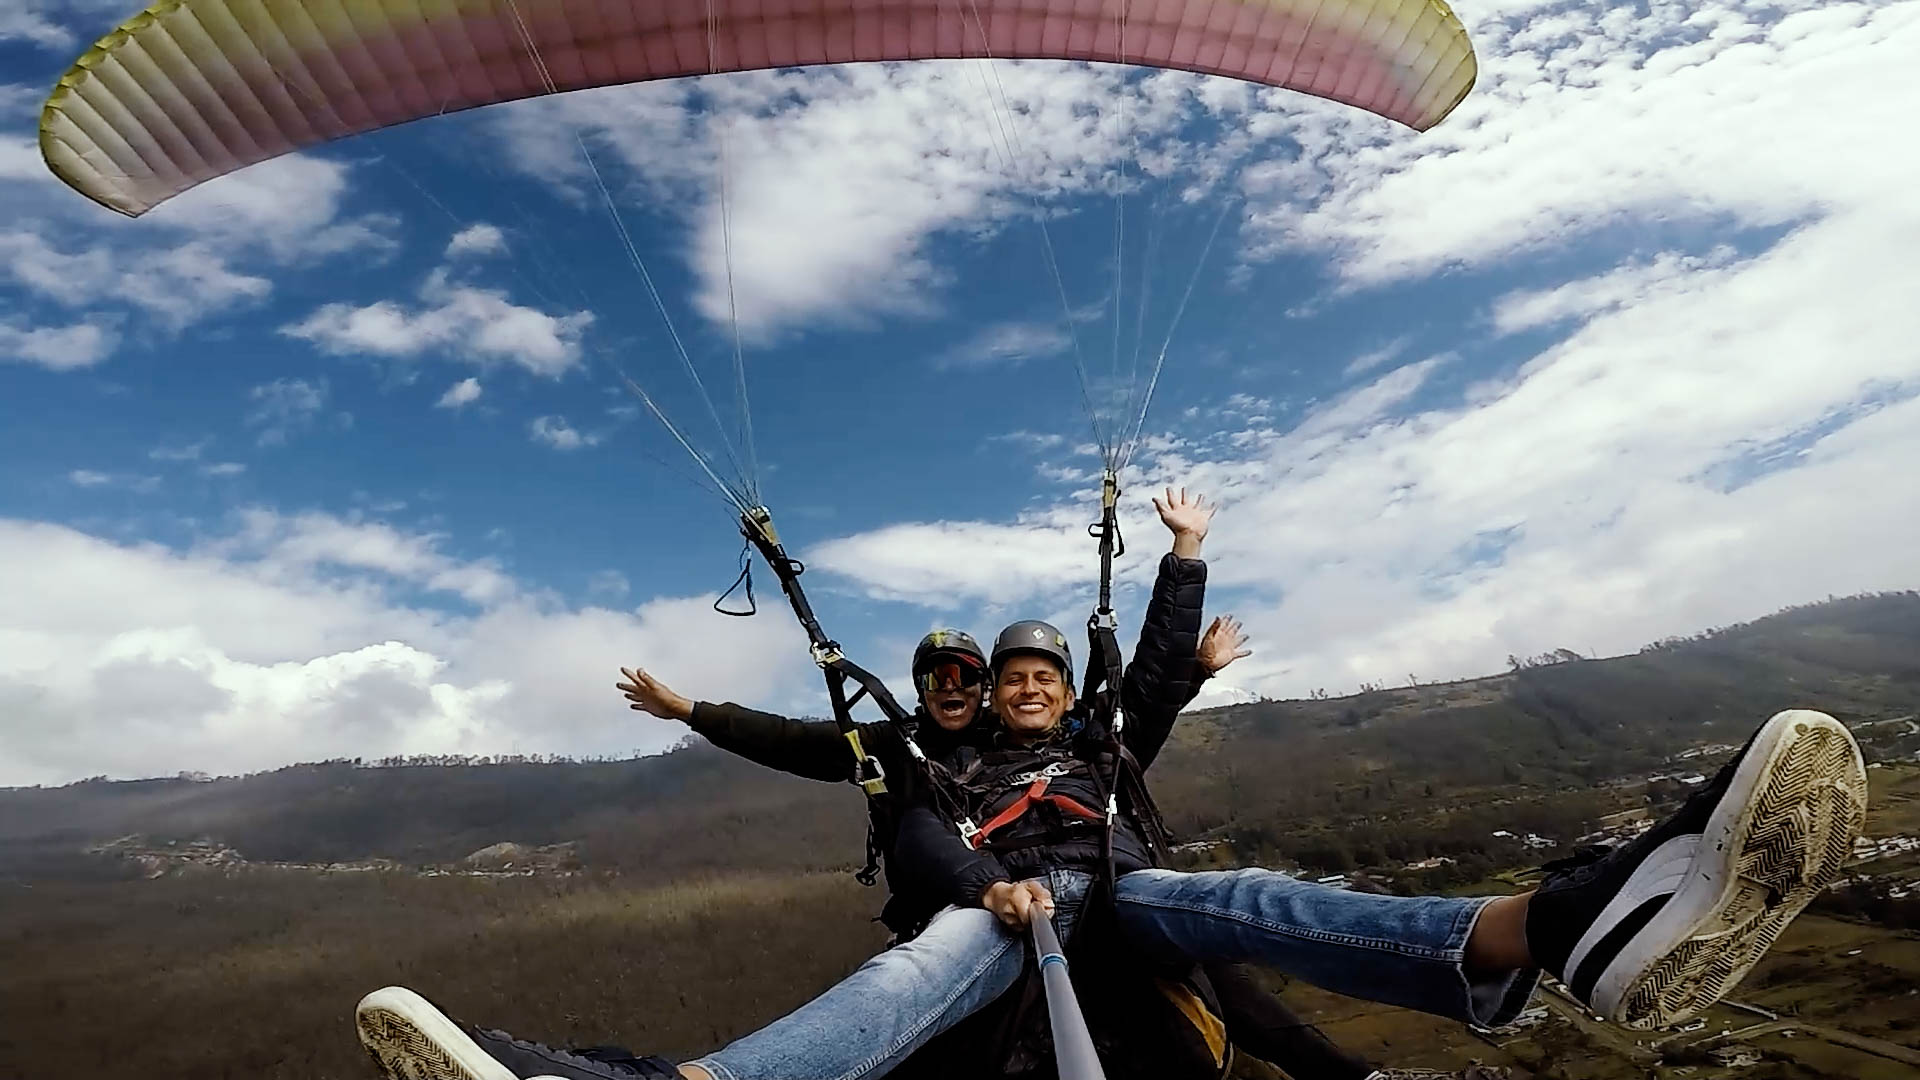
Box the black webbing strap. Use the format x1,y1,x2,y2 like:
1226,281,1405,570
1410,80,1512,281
737,507,912,883
1080,470,1173,880
1082,469,1126,713
737,506,972,883
1081,470,1132,898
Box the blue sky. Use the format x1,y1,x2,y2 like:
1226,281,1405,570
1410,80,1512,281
4,0,1918,786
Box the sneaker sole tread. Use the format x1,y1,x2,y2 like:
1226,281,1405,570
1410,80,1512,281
1605,710,1867,1029
356,987,519,1080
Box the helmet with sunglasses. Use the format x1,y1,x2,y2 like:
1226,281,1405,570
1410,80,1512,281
911,629,989,694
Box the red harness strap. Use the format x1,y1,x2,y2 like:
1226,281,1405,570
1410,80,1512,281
968,773,1104,850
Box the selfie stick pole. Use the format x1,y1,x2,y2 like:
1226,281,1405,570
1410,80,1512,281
1031,911,1107,1080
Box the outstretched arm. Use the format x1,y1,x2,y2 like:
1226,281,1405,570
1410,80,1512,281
618,666,884,784
1118,489,1215,767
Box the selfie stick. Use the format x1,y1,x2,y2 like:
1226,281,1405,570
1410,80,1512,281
1031,911,1107,1080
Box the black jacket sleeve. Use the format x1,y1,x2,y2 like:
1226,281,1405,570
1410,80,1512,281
893,803,1012,909
687,702,894,784
1118,552,1208,770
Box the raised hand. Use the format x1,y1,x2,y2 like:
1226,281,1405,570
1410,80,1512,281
1198,615,1252,673
617,666,695,722
1152,486,1215,558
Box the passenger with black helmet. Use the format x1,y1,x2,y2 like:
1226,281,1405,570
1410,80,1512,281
612,626,995,939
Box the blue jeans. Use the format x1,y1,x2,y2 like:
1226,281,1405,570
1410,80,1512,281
690,870,1096,1080
688,869,1536,1080
1113,868,1538,1029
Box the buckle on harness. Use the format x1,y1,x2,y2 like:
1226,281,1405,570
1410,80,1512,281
1007,760,1075,786
844,728,887,797
956,818,981,844
856,755,887,797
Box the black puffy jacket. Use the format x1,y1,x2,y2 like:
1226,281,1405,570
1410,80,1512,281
688,700,987,931
893,553,1208,908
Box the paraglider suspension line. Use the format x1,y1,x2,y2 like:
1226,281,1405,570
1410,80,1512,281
506,0,758,502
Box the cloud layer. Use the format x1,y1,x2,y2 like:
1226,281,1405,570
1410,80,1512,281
6,0,1916,784
0,513,812,786
807,0,1920,700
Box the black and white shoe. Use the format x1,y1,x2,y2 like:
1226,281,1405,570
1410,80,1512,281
1525,710,1866,1030
355,986,680,1080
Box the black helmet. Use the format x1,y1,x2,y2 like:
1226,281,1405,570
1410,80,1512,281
990,620,1074,684
913,629,989,697
912,629,987,679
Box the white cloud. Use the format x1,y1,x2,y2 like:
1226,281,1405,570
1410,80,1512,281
7,152,390,278
139,155,397,263
1,231,269,332
816,174,1920,700
490,62,1241,338
1490,249,1740,336
149,439,209,462
1342,337,1411,380
0,516,812,785
529,415,600,451
1239,0,1920,286
0,1,111,49
62,469,159,493
214,508,516,606
933,320,1074,371
246,378,332,447
0,12,68,48
587,570,631,599
0,132,46,180
0,83,41,112
987,431,1069,453
0,0,127,51
436,377,483,409
285,270,592,377
112,244,274,330
446,224,507,259
201,462,246,477
808,516,1090,610
0,318,114,370
7,0,1917,785
0,151,389,370
1292,356,1446,442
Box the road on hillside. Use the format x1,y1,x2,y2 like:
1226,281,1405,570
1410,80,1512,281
1695,1019,1920,1068
1534,984,1659,1064
1532,982,1920,1069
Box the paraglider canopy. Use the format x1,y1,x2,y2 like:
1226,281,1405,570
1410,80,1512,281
41,0,1476,218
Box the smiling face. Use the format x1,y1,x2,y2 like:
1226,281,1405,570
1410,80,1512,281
917,653,985,731
922,690,981,730
992,654,1074,736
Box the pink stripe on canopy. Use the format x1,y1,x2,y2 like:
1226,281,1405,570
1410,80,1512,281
42,0,1476,216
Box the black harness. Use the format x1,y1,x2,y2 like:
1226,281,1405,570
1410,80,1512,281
736,506,963,885
728,493,1338,1080
1082,470,1175,880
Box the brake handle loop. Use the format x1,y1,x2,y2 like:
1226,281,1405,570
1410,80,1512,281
714,543,756,616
